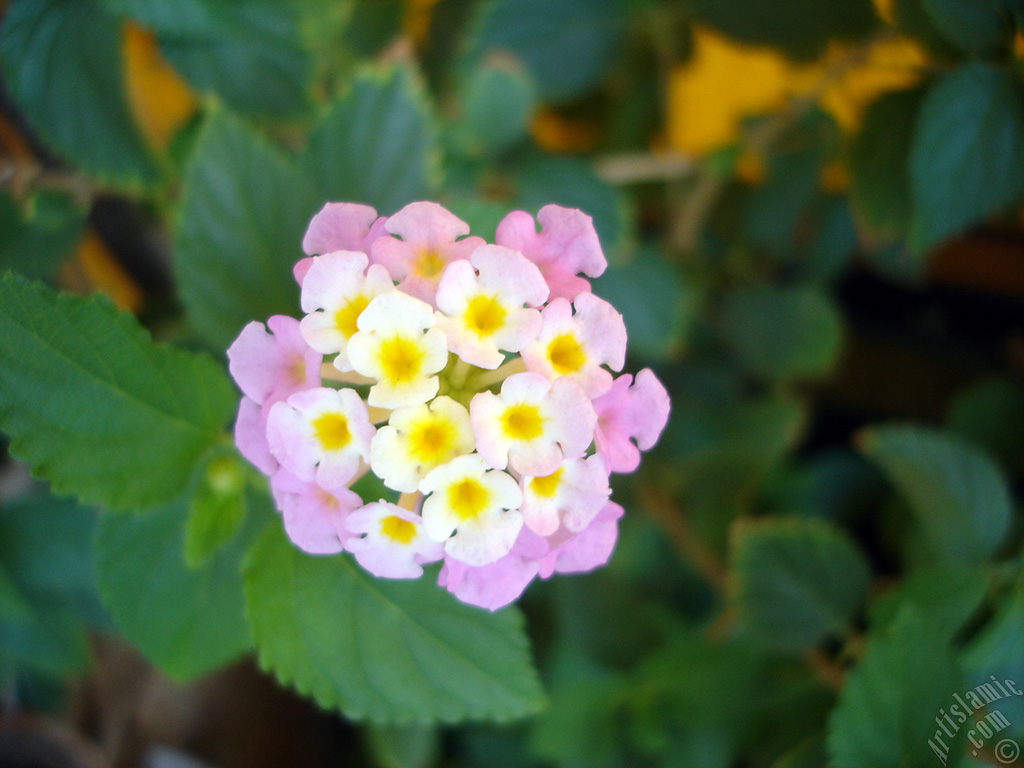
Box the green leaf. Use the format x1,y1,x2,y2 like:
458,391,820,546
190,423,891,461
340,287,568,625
733,518,871,651
98,0,222,36
185,448,248,568
0,192,86,281
848,87,926,239
173,109,318,350
467,0,626,102
892,0,962,56
0,0,157,185
858,425,1012,566
100,0,311,116
692,0,877,61
720,285,843,381
828,608,962,768
868,566,988,642
0,495,103,676
909,64,1024,255
452,58,536,158
920,0,1010,55
302,66,439,215
95,490,270,681
343,0,404,57
0,274,236,511
530,674,631,767
743,148,822,255
631,633,766,768
946,377,1024,475
159,3,311,117
364,723,441,768
591,247,693,361
805,196,857,284
764,450,884,523
0,496,105,626
962,586,1024,740
244,524,546,723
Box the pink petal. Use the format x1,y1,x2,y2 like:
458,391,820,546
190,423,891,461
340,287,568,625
302,202,381,255
234,397,277,475
227,316,321,411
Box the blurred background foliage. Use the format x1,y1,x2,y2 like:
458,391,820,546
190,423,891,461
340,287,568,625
1,0,1024,766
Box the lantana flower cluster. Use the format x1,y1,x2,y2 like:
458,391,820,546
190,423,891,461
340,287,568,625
228,201,670,610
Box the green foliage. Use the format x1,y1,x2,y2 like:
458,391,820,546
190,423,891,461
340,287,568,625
3,1,1024,763
452,59,536,158
0,274,236,510
743,147,823,255
100,0,311,116
0,193,86,281
184,448,248,568
719,285,843,381
920,0,1011,55
363,723,441,768
591,247,693,360
828,608,963,768
859,425,1012,566
95,490,270,681
946,377,1024,474
243,525,546,723
173,108,318,349
0,0,157,185
962,585,1024,725
303,66,439,215
692,0,877,60
732,518,871,651
0,495,103,678
868,566,988,641
909,63,1024,255
161,5,310,117
848,87,926,238
468,0,626,102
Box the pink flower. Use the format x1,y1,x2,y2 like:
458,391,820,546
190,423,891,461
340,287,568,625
518,455,611,536
295,202,388,284
437,526,547,611
434,245,549,369
227,315,321,415
371,202,485,304
593,369,670,474
521,293,626,398
537,501,624,578
495,205,606,302
271,469,363,555
266,387,375,489
234,397,277,475
420,455,523,567
470,372,597,476
298,250,394,370
345,502,444,579
438,503,623,611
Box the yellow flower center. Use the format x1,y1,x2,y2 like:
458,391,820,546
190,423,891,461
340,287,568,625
312,412,351,451
407,417,455,465
501,403,544,441
464,294,507,337
377,335,425,384
529,467,563,499
447,478,492,521
379,514,417,544
333,293,370,338
416,249,445,278
546,333,586,375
